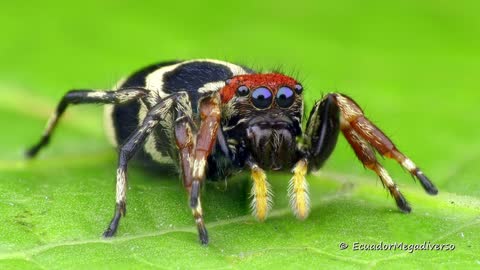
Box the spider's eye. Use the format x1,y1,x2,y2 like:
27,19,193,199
236,85,249,96
251,87,273,109
294,84,303,94
276,87,295,108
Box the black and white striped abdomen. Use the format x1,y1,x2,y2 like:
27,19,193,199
104,59,253,163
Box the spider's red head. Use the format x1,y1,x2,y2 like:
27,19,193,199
220,73,304,169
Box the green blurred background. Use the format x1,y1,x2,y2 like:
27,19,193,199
0,0,479,269
1,0,479,194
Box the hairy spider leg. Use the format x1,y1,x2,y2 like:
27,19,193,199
288,158,310,219
247,159,273,221
332,94,438,195
342,126,411,212
103,93,194,237
190,92,222,245
26,88,148,158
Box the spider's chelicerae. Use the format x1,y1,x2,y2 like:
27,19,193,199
27,59,438,245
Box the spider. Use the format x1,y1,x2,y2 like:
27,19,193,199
26,59,438,245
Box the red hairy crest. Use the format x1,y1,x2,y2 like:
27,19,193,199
220,73,299,103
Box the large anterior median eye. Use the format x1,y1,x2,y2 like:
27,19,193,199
251,87,273,109
276,87,295,108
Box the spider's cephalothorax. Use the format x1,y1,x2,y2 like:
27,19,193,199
26,59,438,245
220,73,304,171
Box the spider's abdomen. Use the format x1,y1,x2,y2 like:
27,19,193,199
104,59,253,166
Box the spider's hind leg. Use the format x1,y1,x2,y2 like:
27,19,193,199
26,88,148,158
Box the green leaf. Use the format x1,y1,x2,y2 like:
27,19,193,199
1,1,480,269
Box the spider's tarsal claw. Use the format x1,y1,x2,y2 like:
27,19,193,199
25,147,39,159
375,165,412,213
198,225,209,245
103,205,123,238
414,169,438,195
288,159,310,220
389,186,412,213
400,158,438,195
103,227,116,238
25,136,50,159
250,165,272,221
191,200,209,245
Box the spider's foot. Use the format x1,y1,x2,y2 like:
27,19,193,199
392,190,412,213
198,225,209,245
414,170,438,195
102,227,117,238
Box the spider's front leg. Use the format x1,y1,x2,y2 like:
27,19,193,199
189,92,222,245
303,93,437,213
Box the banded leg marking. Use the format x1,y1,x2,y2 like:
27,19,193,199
103,93,183,237
26,88,148,158
173,96,210,245
190,92,222,245
332,93,438,195
342,126,411,212
174,94,196,189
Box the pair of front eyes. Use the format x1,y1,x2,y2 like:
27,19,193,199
236,84,303,109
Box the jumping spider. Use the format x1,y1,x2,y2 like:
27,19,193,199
26,59,438,245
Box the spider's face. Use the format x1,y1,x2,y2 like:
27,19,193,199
220,73,304,169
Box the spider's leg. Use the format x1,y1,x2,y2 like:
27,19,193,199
26,88,148,158
189,92,222,245
303,95,340,171
174,94,196,190
103,93,180,237
332,93,438,195
342,126,411,212
173,93,212,245
292,95,341,219
246,159,273,221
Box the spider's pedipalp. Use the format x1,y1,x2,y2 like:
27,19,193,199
332,93,438,195
248,163,273,221
288,159,310,219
